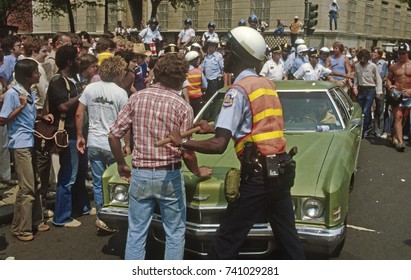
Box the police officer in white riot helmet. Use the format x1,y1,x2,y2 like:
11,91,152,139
168,26,305,260
284,38,305,77
201,36,224,102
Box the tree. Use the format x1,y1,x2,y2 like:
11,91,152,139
33,0,106,33
398,0,411,8
0,0,33,32
149,0,198,20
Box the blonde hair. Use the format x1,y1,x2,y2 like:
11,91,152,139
99,56,127,82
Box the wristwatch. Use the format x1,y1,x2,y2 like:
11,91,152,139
179,138,189,149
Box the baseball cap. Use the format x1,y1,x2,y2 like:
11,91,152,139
397,42,410,53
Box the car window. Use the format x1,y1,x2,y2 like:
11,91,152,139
195,90,225,123
278,91,343,131
329,88,352,127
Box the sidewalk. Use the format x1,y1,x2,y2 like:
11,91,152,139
0,183,17,225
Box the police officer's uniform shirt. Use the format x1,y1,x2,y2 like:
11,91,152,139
215,69,255,140
139,27,163,44
293,62,331,81
201,32,219,44
201,51,224,80
260,59,284,81
178,28,195,44
290,54,309,75
284,52,295,75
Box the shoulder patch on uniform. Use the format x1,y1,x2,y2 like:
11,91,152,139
223,89,238,108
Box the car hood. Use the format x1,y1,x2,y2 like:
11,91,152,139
188,132,334,197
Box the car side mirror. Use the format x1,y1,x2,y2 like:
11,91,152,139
350,118,362,132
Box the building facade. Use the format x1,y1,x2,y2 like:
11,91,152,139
30,0,411,49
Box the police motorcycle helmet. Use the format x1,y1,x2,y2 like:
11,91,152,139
185,50,200,63
294,38,305,46
184,18,193,25
226,26,266,68
248,15,258,23
238,19,247,26
207,37,219,46
208,21,216,29
297,44,309,55
148,18,159,26
320,47,330,54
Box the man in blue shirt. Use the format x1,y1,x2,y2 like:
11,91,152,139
201,37,224,102
0,59,53,241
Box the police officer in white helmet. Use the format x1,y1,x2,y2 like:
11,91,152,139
284,38,305,77
168,26,305,260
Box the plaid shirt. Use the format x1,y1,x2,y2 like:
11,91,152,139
110,83,194,168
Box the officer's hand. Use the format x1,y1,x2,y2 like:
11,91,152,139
195,120,215,134
168,131,182,147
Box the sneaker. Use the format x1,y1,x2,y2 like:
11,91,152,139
403,135,409,141
380,133,388,139
43,209,54,218
37,223,50,232
95,220,116,234
46,191,56,200
375,133,381,138
89,207,97,216
13,234,34,242
64,219,81,228
395,143,406,152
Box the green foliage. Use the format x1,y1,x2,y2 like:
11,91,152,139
397,0,411,8
32,0,105,20
0,0,33,29
150,0,199,18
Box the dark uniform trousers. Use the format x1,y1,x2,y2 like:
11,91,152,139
208,157,305,260
204,78,224,102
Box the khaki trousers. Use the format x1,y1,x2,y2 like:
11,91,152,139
11,148,43,236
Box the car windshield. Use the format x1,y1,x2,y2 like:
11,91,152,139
196,90,343,132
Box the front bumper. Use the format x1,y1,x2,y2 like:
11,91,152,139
99,206,346,257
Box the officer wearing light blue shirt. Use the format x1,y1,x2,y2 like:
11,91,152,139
201,37,224,101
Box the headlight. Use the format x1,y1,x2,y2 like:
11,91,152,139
302,198,324,220
109,184,129,203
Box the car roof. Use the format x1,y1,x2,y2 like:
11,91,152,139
274,80,339,91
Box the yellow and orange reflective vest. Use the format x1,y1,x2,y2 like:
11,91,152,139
233,76,286,157
186,68,203,99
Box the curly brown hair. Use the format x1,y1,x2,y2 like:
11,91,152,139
153,55,188,90
99,56,127,82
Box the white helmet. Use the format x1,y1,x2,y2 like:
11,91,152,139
320,47,330,53
184,50,200,62
295,38,305,46
191,42,201,49
207,37,219,44
297,44,309,54
227,26,266,64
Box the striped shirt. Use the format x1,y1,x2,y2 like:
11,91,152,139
110,83,194,168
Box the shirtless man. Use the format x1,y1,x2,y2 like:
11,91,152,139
386,42,411,152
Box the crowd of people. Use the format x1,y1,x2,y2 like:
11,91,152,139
0,15,410,260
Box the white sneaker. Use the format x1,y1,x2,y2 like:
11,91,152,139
64,219,81,228
380,133,388,139
43,209,54,218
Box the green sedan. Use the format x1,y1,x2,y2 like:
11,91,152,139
99,81,363,258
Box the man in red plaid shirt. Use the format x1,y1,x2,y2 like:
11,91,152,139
109,54,212,260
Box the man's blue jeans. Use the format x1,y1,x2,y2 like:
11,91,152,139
125,167,186,260
88,147,115,212
329,13,338,30
53,140,90,225
358,87,376,136
273,27,284,37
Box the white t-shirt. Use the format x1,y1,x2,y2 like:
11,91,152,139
79,81,128,151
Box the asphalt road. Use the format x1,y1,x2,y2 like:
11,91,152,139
1,137,411,260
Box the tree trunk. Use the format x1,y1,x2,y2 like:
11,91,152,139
150,0,162,19
65,0,75,33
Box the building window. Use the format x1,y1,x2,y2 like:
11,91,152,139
215,0,232,29
51,15,59,33
393,6,401,36
364,2,373,35
250,0,270,23
380,2,388,36
157,2,169,30
86,6,97,32
183,4,198,29
407,9,411,37
108,2,117,32
347,1,357,33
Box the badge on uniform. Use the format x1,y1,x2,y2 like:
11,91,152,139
223,89,238,108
